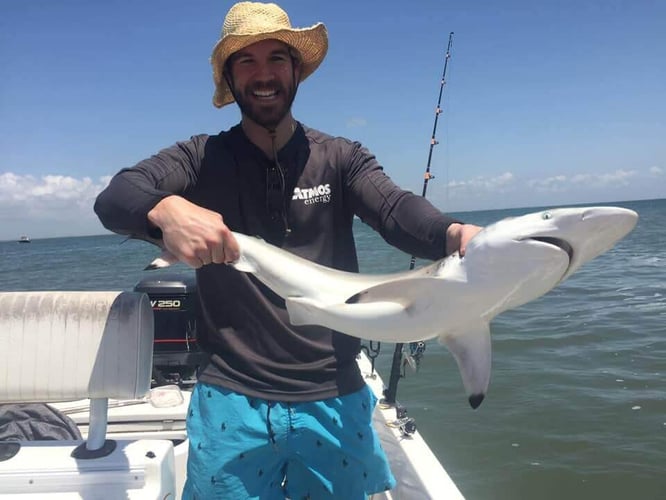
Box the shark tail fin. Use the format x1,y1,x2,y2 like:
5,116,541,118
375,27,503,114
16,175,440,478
145,250,179,270
440,321,492,409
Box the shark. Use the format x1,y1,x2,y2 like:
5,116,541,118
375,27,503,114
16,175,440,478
147,206,638,408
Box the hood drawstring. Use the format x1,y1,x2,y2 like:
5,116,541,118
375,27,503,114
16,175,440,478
267,129,292,237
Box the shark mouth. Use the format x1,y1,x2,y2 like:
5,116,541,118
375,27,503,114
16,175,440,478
529,237,574,262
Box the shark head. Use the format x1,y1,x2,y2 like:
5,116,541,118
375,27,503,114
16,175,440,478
437,206,638,407
475,206,638,281
532,206,638,281
462,206,638,288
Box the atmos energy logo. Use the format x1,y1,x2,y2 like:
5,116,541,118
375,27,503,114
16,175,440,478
292,184,331,205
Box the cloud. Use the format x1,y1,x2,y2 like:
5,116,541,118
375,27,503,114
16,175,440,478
0,172,110,212
448,172,515,193
527,175,568,192
346,117,368,128
528,169,637,192
575,169,636,185
432,165,663,213
0,172,111,239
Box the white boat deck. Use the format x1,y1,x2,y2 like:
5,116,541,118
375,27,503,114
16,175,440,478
359,353,464,499
44,353,464,499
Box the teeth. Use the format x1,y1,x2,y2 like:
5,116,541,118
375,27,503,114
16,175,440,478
254,90,277,97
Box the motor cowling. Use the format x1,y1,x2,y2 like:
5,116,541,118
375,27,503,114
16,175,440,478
134,274,207,387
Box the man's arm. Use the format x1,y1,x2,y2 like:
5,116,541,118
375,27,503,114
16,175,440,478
94,136,208,237
94,135,240,267
344,142,481,259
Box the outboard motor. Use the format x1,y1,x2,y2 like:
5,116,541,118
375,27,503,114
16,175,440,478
134,274,207,387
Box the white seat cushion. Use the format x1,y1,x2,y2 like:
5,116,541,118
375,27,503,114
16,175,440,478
0,291,154,403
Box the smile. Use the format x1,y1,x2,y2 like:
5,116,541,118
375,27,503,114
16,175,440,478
253,89,278,99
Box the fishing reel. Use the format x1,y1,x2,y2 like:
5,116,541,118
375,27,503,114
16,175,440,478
403,340,427,374
395,405,417,437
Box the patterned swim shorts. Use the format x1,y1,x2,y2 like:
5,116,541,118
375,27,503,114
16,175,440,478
181,382,396,499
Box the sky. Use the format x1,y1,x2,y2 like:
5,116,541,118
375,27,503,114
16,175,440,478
1,0,664,240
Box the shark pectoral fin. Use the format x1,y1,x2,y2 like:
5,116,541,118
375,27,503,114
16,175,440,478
346,278,436,305
286,297,407,332
440,322,492,410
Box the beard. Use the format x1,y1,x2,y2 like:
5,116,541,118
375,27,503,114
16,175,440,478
234,80,298,130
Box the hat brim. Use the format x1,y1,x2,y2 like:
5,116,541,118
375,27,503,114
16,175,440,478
210,23,328,108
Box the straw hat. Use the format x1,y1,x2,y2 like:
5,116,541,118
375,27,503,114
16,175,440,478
211,2,328,108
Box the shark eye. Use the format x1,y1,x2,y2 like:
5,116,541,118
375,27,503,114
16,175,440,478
542,211,553,220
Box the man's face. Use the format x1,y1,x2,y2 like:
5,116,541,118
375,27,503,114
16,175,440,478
227,39,300,129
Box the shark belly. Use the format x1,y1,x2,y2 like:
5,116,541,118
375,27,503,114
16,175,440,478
286,297,440,343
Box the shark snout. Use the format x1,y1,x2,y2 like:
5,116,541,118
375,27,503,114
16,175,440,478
558,207,638,281
579,207,639,235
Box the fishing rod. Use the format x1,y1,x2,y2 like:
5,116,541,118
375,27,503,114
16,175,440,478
383,32,454,406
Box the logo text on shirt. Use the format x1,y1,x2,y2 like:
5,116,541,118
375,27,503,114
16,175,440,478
292,184,331,205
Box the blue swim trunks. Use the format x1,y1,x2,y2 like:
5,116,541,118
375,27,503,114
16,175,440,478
182,382,396,499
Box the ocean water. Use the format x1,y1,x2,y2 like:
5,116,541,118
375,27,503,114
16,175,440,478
1,198,664,500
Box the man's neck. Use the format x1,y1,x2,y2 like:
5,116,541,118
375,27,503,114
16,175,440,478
241,114,297,157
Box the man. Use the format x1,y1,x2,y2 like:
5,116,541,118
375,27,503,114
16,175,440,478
95,2,481,498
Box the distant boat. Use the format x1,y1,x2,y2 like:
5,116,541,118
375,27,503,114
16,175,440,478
18,235,31,243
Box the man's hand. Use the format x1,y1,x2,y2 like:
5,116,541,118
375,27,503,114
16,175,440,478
147,195,240,269
446,223,483,257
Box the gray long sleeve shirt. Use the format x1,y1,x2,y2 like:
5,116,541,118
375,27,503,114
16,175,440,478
95,123,460,401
